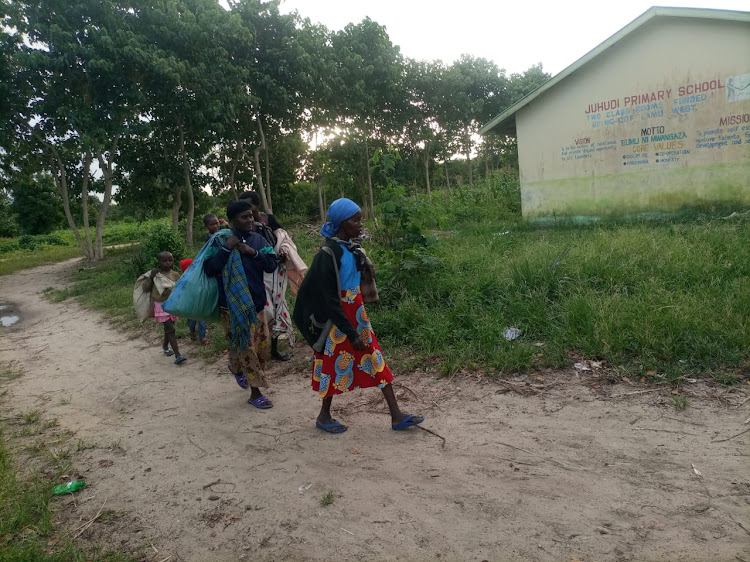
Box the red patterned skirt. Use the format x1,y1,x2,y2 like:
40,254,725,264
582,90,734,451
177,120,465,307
312,288,394,398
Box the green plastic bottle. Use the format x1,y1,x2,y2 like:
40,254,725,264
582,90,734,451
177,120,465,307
52,480,86,495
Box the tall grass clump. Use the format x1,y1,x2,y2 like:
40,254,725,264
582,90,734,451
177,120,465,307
369,175,750,381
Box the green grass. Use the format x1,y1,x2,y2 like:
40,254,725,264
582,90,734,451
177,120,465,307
17,177,750,385
673,396,690,411
76,438,96,452
320,491,335,507
0,430,136,561
0,246,87,276
0,365,24,382
0,219,166,276
22,410,42,425
0,382,135,561
371,215,750,382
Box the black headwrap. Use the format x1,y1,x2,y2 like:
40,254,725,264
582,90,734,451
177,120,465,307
226,200,252,220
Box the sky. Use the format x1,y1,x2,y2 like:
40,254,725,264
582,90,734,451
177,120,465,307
276,0,750,76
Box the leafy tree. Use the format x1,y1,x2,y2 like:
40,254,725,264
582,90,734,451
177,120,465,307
114,133,183,223
0,0,22,151
10,175,64,235
480,64,550,171
399,59,446,197
331,18,405,218
224,0,326,214
507,63,550,107
0,188,18,237
8,0,157,260
137,0,250,244
438,56,509,187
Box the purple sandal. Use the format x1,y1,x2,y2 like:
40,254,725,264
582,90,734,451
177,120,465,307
228,364,250,389
248,395,273,409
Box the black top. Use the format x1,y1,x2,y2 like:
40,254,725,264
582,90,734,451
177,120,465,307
255,213,282,248
263,213,282,231
293,239,359,347
203,229,278,312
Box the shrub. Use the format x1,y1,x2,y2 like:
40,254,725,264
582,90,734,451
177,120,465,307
139,222,187,269
0,238,20,253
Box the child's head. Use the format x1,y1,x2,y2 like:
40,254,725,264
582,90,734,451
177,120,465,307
204,213,220,234
157,251,174,271
238,192,261,217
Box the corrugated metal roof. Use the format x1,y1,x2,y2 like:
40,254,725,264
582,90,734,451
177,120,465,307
479,6,750,135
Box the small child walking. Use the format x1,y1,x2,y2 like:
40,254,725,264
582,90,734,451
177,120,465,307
142,251,186,364
179,258,208,344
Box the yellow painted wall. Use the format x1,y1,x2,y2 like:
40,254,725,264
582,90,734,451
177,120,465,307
517,16,750,218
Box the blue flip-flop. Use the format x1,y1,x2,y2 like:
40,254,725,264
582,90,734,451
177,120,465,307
248,395,273,409
174,355,187,365
392,414,425,431
316,420,348,434
163,348,174,356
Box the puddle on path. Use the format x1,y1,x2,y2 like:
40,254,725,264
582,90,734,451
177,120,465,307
0,302,19,326
1,315,19,326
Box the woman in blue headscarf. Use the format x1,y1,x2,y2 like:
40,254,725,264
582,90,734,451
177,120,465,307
293,199,424,434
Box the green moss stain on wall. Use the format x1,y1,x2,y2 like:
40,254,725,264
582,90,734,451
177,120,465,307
523,160,750,218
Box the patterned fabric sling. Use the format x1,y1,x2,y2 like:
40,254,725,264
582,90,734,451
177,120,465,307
330,237,379,303
223,250,257,353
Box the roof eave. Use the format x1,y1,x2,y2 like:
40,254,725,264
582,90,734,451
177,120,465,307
479,6,750,136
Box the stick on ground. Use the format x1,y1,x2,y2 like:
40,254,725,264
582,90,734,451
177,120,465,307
417,425,446,448
711,427,750,443
71,498,108,539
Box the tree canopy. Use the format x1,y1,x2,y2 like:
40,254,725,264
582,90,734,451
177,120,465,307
1,0,550,254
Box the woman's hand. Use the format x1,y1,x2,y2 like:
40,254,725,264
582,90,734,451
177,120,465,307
224,235,240,249
149,268,159,280
236,243,257,256
351,335,366,351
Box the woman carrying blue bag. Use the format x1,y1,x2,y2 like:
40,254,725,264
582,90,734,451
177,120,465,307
203,200,278,409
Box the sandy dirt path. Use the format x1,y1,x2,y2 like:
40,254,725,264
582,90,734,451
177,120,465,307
1,259,749,561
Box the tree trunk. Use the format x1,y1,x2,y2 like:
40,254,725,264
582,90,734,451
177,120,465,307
80,152,94,255
358,178,369,219
264,141,271,207
313,132,325,220
178,125,194,246
424,150,432,200
257,118,272,213
171,184,182,231
466,149,473,187
443,158,451,192
252,146,271,213
316,176,325,221
229,143,241,200
48,147,93,261
94,133,119,260
364,138,375,221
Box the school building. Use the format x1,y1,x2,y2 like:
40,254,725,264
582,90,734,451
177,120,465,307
480,7,750,219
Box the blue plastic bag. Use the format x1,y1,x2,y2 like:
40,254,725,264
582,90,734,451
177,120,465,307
162,230,231,322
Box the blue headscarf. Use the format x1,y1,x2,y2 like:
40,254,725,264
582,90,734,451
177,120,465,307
320,198,361,238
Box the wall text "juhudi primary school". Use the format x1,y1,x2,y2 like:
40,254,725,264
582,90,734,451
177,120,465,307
584,79,725,114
